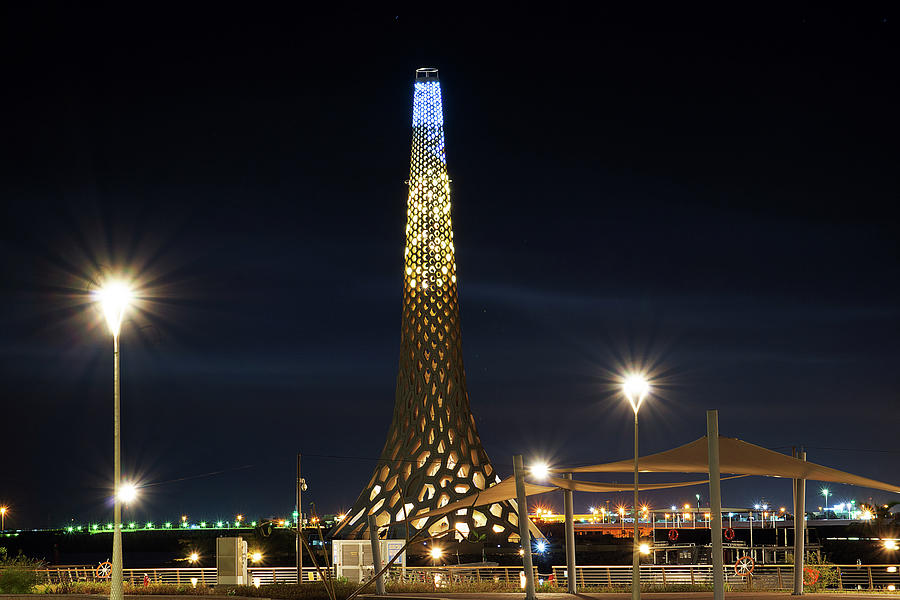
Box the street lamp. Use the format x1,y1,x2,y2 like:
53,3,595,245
623,372,650,600
93,279,133,600
118,483,138,504
0,506,7,531
821,488,831,515
530,462,549,480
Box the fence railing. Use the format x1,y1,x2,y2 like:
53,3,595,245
32,563,900,591
546,564,900,591
34,566,332,586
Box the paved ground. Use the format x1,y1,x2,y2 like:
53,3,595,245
359,593,900,600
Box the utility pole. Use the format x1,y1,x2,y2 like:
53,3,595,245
296,453,303,584
793,449,807,595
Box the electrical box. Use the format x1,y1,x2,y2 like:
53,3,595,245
332,539,406,583
216,537,248,585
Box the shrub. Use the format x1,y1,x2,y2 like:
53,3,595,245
0,546,44,593
0,567,43,593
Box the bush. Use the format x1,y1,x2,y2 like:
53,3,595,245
0,567,43,593
0,546,44,593
802,554,839,591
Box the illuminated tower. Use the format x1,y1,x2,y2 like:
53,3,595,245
332,68,521,542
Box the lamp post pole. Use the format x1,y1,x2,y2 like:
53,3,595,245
623,373,650,600
111,331,123,600
632,409,640,600
94,279,132,600
296,453,302,584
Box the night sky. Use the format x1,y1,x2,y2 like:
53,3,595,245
2,5,898,529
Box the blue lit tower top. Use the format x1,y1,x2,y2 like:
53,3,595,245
405,67,454,293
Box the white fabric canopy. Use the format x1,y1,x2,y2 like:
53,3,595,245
398,473,745,523
547,474,746,493
397,477,552,539
554,436,900,493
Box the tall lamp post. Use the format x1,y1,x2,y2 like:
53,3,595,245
95,281,132,600
623,373,650,600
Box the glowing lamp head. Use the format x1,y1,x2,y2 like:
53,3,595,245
622,373,650,413
250,551,263,563
535,540,547,553
530,462,550,480
0,506,7,516
885,540,899,551
118,483,137,503
429,547,443,560
639,543,651,555
94,281,133,337
188,552,199,563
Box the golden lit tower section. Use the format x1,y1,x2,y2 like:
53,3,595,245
332,68,522,542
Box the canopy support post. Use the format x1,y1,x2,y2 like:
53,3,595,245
513,455,537,600
706,410,725,600
564,472,576,594
367,515,385,596
793,450,807,595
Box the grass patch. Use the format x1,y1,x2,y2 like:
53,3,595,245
32,581,215,595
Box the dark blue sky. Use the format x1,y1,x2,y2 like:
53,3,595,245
1,5,898,529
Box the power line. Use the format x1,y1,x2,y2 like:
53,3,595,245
143,464,256,487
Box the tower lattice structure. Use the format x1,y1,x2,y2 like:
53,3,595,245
333,68,521,542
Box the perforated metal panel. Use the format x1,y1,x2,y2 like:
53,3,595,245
333,69,520,543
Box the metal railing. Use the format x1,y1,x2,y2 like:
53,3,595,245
34,566,332,585
549,564,900,591
386,565,532,586
31,563,900,591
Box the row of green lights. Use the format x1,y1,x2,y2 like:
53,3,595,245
72,521,264,533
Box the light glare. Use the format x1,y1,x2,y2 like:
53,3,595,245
94,281,133,337
530,462,550,480
622,373,650,413
118,483,137,503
